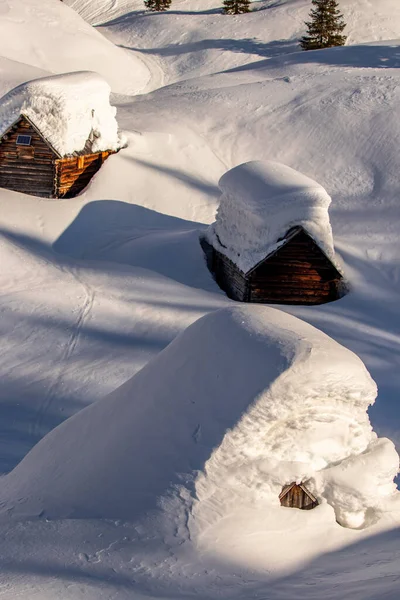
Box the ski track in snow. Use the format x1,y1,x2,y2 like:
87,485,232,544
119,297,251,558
1,1,400,599
31,267,95,439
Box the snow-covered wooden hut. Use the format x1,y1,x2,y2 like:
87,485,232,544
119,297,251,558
0,72,123,198
204,161,343,305
279,482,318,510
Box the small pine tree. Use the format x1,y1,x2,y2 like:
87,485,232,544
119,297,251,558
222,0,251,15
144,0,171,11
300,0,346,51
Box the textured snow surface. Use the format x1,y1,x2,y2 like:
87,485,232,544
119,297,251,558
0,72,122,157
0,306,398,537
207,161,335,273
0,0,400,597
0,0,150,95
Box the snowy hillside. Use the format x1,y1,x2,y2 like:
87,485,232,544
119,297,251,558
66,0,400,83
0,0,150,94
0,0,400,598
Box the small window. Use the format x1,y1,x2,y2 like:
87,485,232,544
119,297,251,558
16,135,32,146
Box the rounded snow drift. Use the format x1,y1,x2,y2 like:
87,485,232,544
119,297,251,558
0,306,397,543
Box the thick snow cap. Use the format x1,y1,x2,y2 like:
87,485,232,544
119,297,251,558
207,161,336,274
0,306,397,532
0,71,123,157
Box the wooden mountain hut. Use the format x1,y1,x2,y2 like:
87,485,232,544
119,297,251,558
204,161,344,306
0,72,122,199
279,482,318,510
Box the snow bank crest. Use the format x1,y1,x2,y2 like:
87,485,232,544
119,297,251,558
207,161,336,273
0,305,397,539
0,72,124,156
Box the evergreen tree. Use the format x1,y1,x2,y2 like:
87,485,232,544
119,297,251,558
222,0,251,15
300,0,346,50
144,0,171,11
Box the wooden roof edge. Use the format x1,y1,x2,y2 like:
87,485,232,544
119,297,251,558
0,115,24,140
0,113,61,158
279,482,296,499
21,114,62,158
279,481,318,503
246,225,342,277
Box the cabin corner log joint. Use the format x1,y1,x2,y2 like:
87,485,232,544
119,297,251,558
279,482,318,510
0,114,115,198
204,226,344,306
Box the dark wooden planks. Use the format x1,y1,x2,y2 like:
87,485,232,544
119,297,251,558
0,114,114,198
280,483,318,510
0,116,56,197
207,228,343,306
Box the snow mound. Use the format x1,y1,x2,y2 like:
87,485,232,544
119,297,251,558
0,72,123,157
207,161,335,273
0,306,397,536
0,0,150,95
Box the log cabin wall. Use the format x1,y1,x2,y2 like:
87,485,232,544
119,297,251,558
248,230,342,305
55,151,112,198
280,484,318,510
212,249,248,301
0,117,56,197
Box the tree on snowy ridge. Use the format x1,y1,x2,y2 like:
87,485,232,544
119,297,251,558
223,0,251,15
300,0,346,50
144,0,171,11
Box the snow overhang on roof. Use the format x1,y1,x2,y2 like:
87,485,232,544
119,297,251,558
0,71,124,157
206,161,337,274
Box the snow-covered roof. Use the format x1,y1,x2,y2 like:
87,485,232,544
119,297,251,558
206,161,336,274
0,71,123,157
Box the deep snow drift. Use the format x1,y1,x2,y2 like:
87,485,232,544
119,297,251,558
0,0,400,597
0,0,150,95
1,307,398,545
0,72,123,156
207,161,336,272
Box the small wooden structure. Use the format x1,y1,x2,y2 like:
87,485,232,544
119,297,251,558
279,482,318,510
205,161,344,306
208,225,343,305
0,114,114,198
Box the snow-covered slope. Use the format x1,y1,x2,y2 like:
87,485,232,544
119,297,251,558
0,0,150,94
1,307,398,568
0,0,400,598
66,0,400,84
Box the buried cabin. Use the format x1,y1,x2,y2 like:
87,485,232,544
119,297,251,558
204,161,344,305
0,72,123,198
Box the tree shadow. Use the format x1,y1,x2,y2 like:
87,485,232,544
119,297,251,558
226,42,400,73
98,7,223,28
119,38,299,60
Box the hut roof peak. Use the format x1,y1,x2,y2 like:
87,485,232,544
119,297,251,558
207,160,336,274
0,72,123,157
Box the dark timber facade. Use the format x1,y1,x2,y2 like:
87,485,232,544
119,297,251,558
207,226,343,305
279,483,318,510
0,115,114,198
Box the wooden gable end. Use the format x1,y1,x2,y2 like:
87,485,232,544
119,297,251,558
248,227,343,305
279,482,318,511
55,150,113,198
0,115,57,197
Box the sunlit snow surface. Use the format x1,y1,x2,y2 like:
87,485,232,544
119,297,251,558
1,0,400,598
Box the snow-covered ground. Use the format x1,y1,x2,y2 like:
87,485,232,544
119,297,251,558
0,0,400,598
